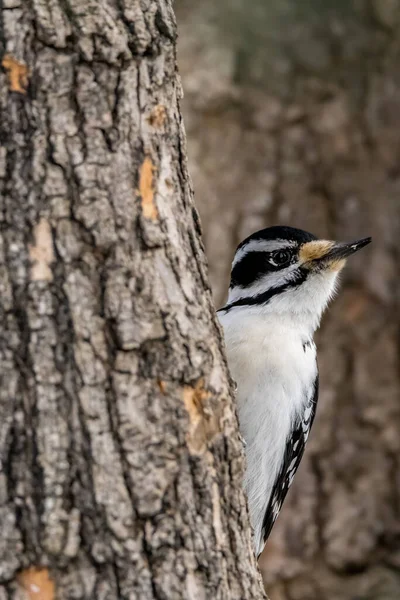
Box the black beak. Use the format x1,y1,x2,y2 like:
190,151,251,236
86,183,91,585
321,237,372,262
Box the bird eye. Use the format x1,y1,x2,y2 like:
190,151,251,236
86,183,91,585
271,250,292,267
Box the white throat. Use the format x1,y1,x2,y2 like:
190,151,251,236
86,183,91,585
224,269,340,337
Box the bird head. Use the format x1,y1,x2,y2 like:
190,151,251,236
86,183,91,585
223,226,371,328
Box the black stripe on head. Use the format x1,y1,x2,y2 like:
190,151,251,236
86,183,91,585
219,268,308,314
236,226,317,251
230,251,274,288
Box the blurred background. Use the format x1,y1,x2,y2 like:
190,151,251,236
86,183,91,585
176,1,400,598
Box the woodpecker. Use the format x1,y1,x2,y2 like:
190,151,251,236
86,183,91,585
217,226,371,557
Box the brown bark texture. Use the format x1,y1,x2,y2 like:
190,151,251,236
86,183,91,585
176,0,400,599
0,0,266,598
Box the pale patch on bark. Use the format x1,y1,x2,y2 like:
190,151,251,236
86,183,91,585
147,104,167,128
183,380,220,453
185,571,207,600
17,568,55,599
1,55,29,94
211,480,224,549
158,380,167,394
139,157,158,220
29,219,55,281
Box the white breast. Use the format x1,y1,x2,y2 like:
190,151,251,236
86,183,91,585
218,309,317,554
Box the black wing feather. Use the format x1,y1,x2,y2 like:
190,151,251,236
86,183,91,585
260,374,319,552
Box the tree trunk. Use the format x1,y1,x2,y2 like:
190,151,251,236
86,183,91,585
176,1,400,599
0,1,265,598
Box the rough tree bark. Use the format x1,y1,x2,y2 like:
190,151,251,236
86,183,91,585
176,1,400,599
0,1,266,598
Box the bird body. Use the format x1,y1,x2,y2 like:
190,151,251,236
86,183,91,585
218,226,371,557
220,309,318,555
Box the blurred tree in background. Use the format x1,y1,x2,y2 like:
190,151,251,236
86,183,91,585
176,0,400,598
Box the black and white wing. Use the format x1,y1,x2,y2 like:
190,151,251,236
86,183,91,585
259,374,319,554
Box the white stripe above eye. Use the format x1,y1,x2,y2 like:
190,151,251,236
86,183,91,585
232,239,297,269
